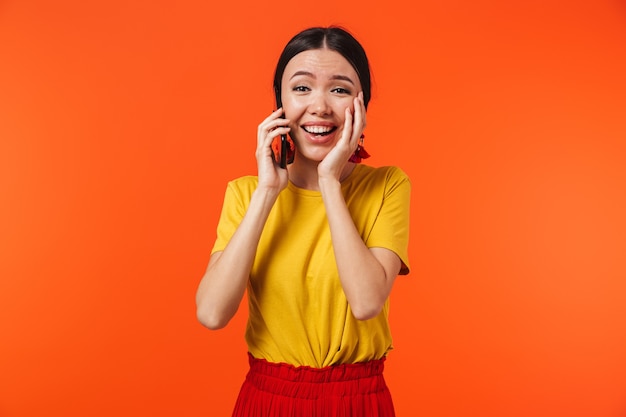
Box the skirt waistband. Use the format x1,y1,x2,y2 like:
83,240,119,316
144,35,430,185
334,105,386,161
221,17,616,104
245,353,388,399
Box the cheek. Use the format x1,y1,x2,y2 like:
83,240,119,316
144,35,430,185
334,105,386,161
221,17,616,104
334,102,352,123
281,96,306,120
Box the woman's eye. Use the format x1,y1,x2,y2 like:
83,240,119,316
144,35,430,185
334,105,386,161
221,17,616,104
293,86,309,92
332,87,351,94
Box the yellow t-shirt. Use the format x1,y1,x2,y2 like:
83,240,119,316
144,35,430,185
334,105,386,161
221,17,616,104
212,164,411,368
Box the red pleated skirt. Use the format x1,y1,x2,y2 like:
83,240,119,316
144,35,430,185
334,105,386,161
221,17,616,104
232,353,396,417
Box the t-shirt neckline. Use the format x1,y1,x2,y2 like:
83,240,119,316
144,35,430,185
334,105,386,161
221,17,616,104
286,164,362,196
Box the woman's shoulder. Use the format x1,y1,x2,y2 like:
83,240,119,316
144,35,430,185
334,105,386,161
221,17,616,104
353,164,410,185
225,175,258,197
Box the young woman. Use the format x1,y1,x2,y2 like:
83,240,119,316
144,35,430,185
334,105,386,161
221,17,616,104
196,26,410,416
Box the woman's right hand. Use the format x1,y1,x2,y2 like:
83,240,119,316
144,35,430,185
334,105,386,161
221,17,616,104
256,108,291,194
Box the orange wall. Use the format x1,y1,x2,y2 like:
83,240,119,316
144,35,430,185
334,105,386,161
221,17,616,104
1,1,626,416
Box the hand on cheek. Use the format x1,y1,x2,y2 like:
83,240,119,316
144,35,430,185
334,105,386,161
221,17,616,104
344,92,366,154
318,92,366,182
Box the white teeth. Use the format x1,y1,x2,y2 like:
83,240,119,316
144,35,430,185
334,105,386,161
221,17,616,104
304,126,333,134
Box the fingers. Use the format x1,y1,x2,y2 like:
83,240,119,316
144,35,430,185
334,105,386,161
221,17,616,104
343,106,354,143
353,92,366,135
258,108,291,149
354,91,366,132
343,92,366,151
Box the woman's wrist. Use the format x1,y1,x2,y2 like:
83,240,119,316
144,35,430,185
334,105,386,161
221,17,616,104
318,176,342,195
253,185,281,206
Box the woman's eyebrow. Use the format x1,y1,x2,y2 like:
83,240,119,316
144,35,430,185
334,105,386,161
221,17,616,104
290,70,314,79
330,75,355,85
290,71,355,85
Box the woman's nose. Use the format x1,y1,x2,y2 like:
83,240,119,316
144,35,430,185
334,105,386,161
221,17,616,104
308,92,331,116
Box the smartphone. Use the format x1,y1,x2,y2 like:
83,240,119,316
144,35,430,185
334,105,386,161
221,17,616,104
271,117,295,168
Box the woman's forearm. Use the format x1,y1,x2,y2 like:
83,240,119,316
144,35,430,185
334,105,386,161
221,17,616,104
319,178,399,320
195,187,278,329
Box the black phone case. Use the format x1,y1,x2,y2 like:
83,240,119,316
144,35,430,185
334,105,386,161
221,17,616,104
279,134,288,168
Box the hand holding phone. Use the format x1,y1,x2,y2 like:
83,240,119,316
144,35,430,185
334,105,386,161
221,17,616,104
271,126,295,168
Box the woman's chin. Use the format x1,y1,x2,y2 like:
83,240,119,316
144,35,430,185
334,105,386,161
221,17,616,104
294,150,330,164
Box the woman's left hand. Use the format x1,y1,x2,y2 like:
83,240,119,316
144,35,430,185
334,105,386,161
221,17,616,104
317,92,366,182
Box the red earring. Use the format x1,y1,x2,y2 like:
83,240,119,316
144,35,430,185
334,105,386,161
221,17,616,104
349,134,371,163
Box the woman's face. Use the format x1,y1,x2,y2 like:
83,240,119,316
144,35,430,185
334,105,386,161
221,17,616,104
281,48,362,163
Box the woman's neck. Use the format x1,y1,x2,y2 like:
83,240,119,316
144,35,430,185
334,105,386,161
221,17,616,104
287,158,355,191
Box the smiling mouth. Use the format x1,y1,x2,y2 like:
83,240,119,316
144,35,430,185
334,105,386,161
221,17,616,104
302,126,337,136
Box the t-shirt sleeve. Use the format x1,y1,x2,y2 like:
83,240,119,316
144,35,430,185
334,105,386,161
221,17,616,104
211,180,250,255
365,167,411,274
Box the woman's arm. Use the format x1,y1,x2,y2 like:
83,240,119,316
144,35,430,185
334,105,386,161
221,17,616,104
319,178,402,320
195,187,279,329
318,93,403,320
195,109,290,329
